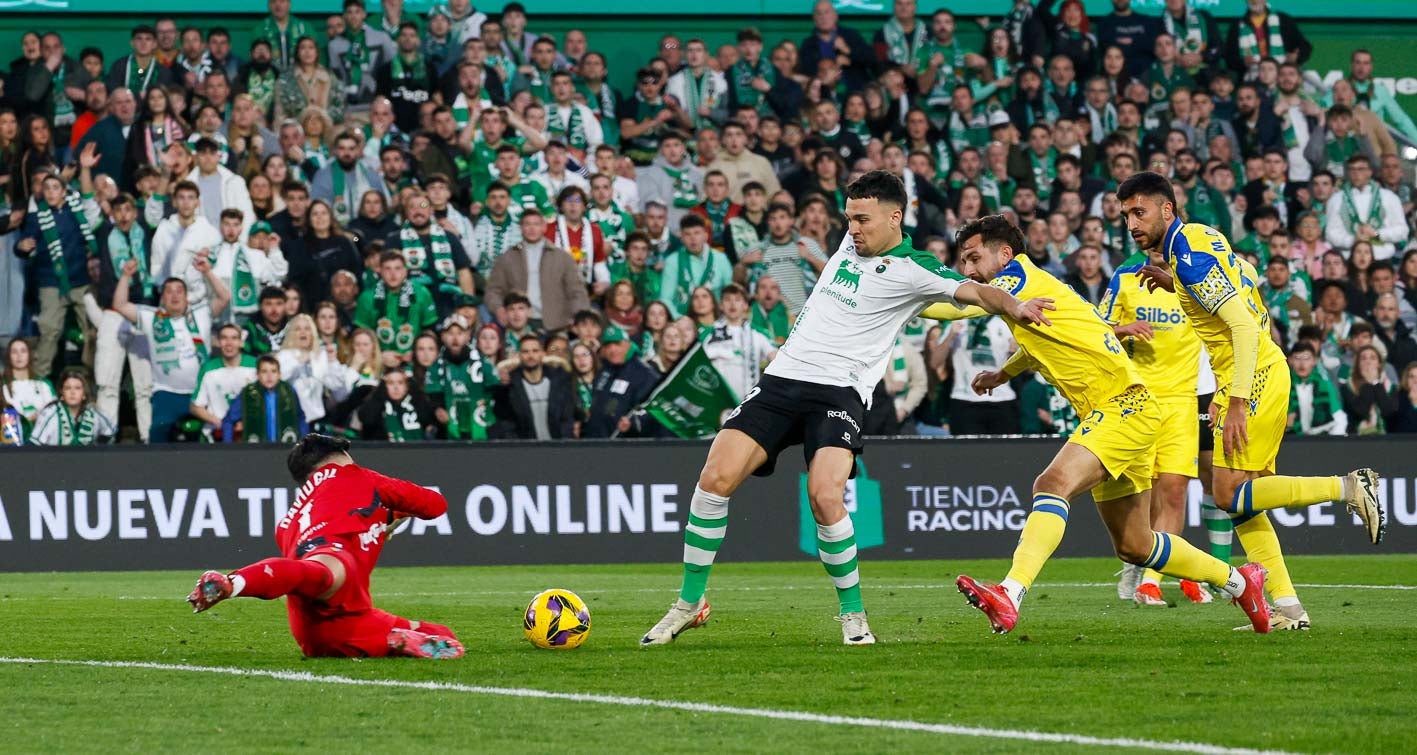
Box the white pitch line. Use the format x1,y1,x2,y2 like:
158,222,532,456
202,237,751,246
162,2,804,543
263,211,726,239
0,582,1411,602
0,657,1297,755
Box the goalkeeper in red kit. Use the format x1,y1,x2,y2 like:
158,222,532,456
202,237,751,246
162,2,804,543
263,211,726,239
186,434,464,659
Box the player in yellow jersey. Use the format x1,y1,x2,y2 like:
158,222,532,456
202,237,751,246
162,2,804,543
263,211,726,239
1100,252,1214,606
1117,172,1385,631
929,215,1272,634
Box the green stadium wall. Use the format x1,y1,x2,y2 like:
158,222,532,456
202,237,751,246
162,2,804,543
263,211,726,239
4,15,1417,126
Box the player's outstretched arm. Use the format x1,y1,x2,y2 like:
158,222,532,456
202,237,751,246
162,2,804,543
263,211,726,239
367,470,449,519
920,301,987,322
954,280,1055,326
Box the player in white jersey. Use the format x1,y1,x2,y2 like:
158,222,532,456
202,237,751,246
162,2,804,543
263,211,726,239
641,172,1054,647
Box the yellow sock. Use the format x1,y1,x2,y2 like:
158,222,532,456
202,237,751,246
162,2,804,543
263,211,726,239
1232,476,1343,515
1004,494,1069,590
1233,512,1298,601
1139,532,1232,586
1141,568,1163,585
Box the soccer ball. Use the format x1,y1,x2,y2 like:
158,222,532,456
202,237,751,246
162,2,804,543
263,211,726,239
524,589,591,650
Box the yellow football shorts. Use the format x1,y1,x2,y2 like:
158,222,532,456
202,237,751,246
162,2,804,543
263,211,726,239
1152,396,1200,478
1212,363,1289,474
1069,384,1162,503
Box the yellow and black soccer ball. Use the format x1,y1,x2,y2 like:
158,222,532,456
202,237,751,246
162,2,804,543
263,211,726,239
524,589,591,650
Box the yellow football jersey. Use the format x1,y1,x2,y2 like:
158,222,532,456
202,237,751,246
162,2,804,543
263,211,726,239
1099,252,1202,401
1162,219,1285,391
923,255,1143,417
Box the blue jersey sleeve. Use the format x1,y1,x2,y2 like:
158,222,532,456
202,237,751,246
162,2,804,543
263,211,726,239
1170,226,1239,314
990,258,1027,296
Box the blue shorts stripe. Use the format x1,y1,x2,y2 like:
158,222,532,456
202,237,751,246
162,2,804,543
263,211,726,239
1033,503,1069,521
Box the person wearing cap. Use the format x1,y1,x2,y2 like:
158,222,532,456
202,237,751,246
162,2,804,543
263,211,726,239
106,25,176,97
581,323,659,438
354,250,439,360
488,333,576,440
187,137,255,242
423,313,499,439
618,66,689,166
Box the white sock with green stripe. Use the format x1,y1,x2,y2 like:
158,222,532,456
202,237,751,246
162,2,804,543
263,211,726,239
679,486,729,605
817,515,864,614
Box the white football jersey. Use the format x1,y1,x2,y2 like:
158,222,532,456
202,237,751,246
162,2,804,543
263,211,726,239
766,235,967,405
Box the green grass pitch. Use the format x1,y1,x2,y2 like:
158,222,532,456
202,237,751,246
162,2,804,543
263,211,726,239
1,556,1412,753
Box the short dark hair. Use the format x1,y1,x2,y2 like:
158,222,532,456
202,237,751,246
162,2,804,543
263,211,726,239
259,285,287,303
679,214,707,232
844,170,907,210
719,282,749,303
172,180,200,197
955,214,1026,257
219,208,244,222
286,433,352,483
256,353,281,370
1290,341,1318,358
379,250,406,267
1115,171,1177,210
484,181,510,197
504,291,531,308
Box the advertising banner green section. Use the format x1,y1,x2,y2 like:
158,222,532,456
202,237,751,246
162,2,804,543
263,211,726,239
4,0,1417,19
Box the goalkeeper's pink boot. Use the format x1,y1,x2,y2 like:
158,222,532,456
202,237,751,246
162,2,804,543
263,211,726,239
187,570,233,613
387,627,465,659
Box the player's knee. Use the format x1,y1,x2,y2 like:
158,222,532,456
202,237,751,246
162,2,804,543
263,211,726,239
807,486,845,523
1157,478,1189,508
1033,470,1068,497
1212,480,1240,512
697,464,737,498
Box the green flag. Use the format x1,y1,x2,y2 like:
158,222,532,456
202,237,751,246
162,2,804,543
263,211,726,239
641,342,741,439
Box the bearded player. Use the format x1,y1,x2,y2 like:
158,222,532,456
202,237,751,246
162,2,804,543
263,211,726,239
640,172,1053,647
932,215,1271,634
186,434,464,658
1119,171,1384,630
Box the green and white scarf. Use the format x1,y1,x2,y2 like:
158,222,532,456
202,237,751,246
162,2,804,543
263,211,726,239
1237,7,1285,68
674,248,717,314
330,163,364,224
702,200,731,245
399,223,457,287
1341,183,1384,231
752,301,791,345
730,56,775,113
452,89,491,129
391,52,430,90
920,40,964,109
1086,103,1118,143
343,27,371,89
888,336,910,400
125,55,157,94
589,204,631,258
56,404,99,445
1324,134,1362,176
372,279,417,352
883,16,927,66
426,352,494,440
223,242,258,312
680,70,716,130
382,394,422,441
247,68,277,115
549,103,590,151
1163,7,1208,58
51,61,75,126
474,214,516,279
1029,148,1057,203
36,193,95,295
107,223,151,300
151,309,206,374
664,165,701,208
1041,79,1074,124
239,381,301,443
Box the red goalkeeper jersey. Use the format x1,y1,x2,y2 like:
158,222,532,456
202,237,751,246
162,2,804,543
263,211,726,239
275,462,446,615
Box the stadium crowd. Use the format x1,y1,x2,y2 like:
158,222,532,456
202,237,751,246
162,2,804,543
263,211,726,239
2,0,1417,446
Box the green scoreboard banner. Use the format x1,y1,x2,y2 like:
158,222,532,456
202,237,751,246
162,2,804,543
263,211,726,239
4,0,1417,18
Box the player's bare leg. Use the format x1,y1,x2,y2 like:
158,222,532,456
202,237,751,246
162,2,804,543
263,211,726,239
641,429,767,646
1093,491,1269,632
957,443,1107,633
806,447,875,645
188,554,345,612
1135,473,1211,605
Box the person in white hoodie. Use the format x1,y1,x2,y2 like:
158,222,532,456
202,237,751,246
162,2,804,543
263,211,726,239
186,212,288,326
1326,153,1409,261
149,180,222,288
187,137,256,242
276,313,353,424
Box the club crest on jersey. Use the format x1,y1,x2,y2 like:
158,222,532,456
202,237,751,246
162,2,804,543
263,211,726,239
1186,263,1237,312
991,274,1023,294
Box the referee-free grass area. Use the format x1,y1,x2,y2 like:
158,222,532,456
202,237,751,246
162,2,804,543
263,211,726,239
0,556,1412,754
